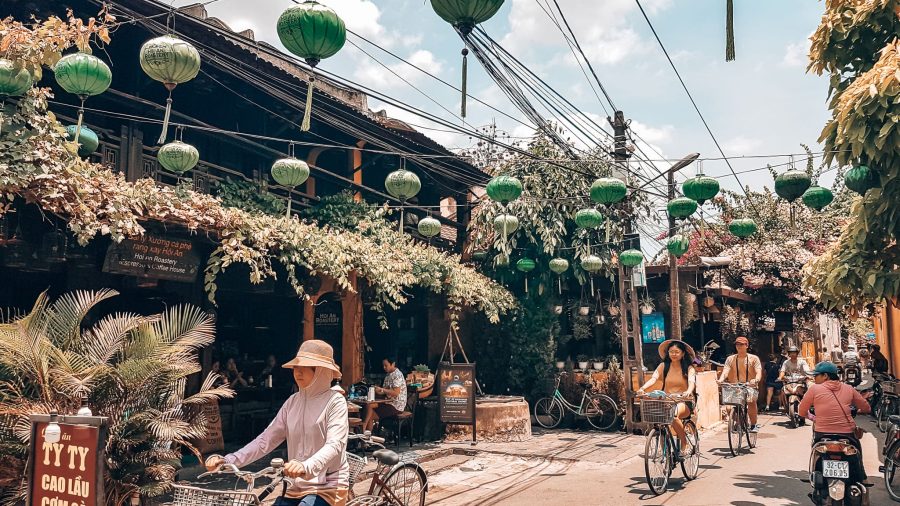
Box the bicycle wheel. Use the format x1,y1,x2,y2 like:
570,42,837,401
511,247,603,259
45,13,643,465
680,420,700,481
644,427,670,496
585,394,619,431
886,441,900,502
534,397,564,429
377,463,427,506
881,398,895,433
727,407,743,457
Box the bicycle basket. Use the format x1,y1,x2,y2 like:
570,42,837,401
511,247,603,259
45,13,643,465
171,484,259,506
883,381,900,395
347,452,367,489
640,398,676,424
720,384,748,406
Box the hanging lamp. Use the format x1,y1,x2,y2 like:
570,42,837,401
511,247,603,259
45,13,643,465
139,35,201,144
774,156,812,227
581,253,603,296
157,135,199,176
801,186,834,212
277,1,346,132
516,257,536,292
53,51,111,144
485,175,523,205
682,161,719,235
418,216,442,240
590,177,627,241
0,59,33,128
844,164,879,196
549,257,569,294
385,161,421,232
271,143,310,217
618,249,644,268
667,234,690,258
728,218,757,238
430,0,504,118
64,125,99,157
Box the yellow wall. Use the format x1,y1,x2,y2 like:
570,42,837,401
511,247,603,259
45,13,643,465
874,300,900,375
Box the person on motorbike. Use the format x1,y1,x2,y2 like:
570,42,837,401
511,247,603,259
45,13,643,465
717,336,762,432
638,340,697,458
777,347,812,403
205,340,350,506
798,361,871,483
871,344,889,374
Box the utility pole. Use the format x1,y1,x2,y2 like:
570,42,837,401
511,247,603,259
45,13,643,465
665,154,699,342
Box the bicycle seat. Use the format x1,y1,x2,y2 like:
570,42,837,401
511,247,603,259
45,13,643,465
372,449,400,466
890,415,900,426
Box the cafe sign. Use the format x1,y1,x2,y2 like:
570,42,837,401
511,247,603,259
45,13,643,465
438,362,477,439
27,414,108,506
102,234,200,283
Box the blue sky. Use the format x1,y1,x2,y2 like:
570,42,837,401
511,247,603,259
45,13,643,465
175,0,833,200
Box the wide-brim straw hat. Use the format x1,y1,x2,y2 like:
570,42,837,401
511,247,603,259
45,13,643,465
282,339,342,379
658,339,696,361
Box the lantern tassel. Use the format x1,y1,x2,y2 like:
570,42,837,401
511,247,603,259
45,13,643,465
399,207,404,233
558,275,562,295
725,0,735,62
605,219,611,243
286,197,292,218
590,276,595,297
302,77,315,132
461,48,468,119
790,202,796,229
158,95,173,145
74,101,85,148
524,275,528,293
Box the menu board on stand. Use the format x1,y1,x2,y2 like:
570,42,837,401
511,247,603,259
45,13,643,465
438,362,477,442
27,414,109,506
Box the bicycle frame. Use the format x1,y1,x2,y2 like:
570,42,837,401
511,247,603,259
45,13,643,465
549,375,594,415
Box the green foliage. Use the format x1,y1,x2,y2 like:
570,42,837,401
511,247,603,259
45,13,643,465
471,294,559,400
215,176,286,216
301,190,378,230
0,290,232,506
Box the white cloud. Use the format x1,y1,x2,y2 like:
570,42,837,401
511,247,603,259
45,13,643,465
629,120,674,159
352,49,444,90
782,40,809,67
722,135,763,154
319,0,387,42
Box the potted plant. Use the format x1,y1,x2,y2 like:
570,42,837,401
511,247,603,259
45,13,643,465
555,359,566,370
578,304,591,316
576,354,589,370
592,358,605,371
606,300,620,316
640,297,655,315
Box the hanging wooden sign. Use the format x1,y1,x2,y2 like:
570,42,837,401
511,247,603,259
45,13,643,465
27,414,108,506
102,233,200,282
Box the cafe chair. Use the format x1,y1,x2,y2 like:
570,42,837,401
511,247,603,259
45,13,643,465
384,388,418,448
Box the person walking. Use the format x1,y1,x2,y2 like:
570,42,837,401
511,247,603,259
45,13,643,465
205,340,350,506
763,354,783,412
717,336,763,432
871,344,889,375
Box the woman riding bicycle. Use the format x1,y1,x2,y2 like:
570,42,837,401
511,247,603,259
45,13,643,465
205,340,350,506
638,339,697,457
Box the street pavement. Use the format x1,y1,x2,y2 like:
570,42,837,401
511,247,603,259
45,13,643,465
423,412,892,505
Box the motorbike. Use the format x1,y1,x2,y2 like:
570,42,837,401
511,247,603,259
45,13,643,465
807,407,869,506
784,373,809,428
843,361,862,388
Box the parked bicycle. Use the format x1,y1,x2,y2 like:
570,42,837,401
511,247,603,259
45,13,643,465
171,458,288,506
878,377,900,433
347,432,428,506
533,371,620,431
882,412,900,502
721,382,757,456
638,392,700,495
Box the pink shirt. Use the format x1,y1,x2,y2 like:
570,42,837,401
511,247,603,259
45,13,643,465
798,380,870,434
225,386,350,490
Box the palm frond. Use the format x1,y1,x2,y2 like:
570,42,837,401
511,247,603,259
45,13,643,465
82,312,149,365
46,288,119,348
152,304,216,353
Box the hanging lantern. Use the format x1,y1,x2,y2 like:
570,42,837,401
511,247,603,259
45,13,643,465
667,197,698,219
271,156,310,217
430,0,504,118
590,177,627,205
682,175,720,206
418,216,442,238
0,59,33,99
516,258,536,272
728,218,757,238
774,170,811,202
581,254,603,273
493,214,519,236
549,258,569,274
53,52,111,143
157,140,199,175
64,125,99,157
619,249,644,267
844,165,879,196
801,185,834,211
385,169,421,201
574,208,603,229
277,1,346,132
485,175,523,205
139,36,201,144
667,234,690,258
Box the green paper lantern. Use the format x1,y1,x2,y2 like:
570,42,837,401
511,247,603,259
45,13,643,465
729,218,757,238
271,158,310,187
667,197,698,219
140,36,201,144
0,59,33,98
682,175,720,205
430,0,504,34
619,249,644,267
516,258,536,273
54,52,111,99
157,140,199,175
590,177,627,205
417,216,442,238
774,170,811,202
486,175,523,204
64,125,99,157
385,169,421,200
277,1,347,132
844,165,879,196
801,185,834,211
549,257,569,274
493,214,519,236
666,234,690,258
581,254,603,273
574,208,603,229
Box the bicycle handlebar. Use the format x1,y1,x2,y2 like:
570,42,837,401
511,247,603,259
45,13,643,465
349,433,386,444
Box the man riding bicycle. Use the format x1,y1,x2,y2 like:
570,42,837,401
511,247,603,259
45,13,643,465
717,336,762,432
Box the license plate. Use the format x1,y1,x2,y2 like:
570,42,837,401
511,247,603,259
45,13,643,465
823,460,850,478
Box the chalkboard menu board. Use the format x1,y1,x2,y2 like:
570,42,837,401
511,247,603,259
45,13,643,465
438,362,476,426
27,415,108,506
102,234,200,282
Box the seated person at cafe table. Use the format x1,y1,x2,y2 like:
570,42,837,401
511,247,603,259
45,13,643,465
258,354,279,386
205,340,350,506
224,357,249,388
362,356,407,433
